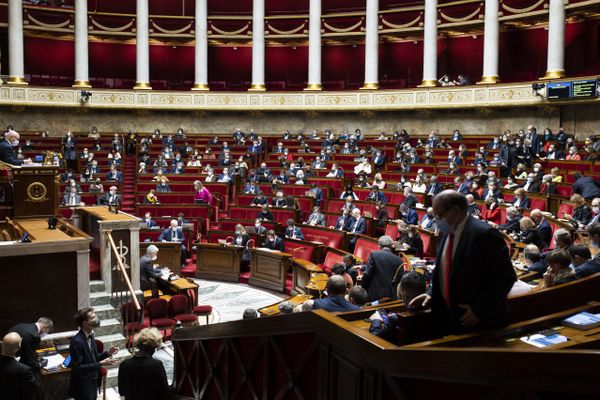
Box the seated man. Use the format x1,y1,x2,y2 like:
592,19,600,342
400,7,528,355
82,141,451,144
306,206,326,227
257,204,274,221
140,245,163,291
399,203,418,225
493,206,521,234
311,275,360,312
284,219,304,240
106,165,123,182
347,286,369,307
158,219,187,266
523,244,547,277
568,244,600,278
543,250,577,288
62,187,83,207
331,208,352,231
347,208,367,247
262,230,284,251
97,186,121,206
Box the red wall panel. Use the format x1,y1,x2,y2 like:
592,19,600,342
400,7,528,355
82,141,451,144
322,44,365,89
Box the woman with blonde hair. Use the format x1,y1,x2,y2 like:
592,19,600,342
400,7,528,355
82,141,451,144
565,194,592,228
371,173,386,189
517,217,547,250
118,328,169,400
550,167,563,183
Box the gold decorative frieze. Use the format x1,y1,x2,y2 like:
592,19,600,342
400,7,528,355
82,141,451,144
0,83,597,111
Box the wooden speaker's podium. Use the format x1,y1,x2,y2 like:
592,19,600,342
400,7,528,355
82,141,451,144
249,248,292,292
0,160,60,218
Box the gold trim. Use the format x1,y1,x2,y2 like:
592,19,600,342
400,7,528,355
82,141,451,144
304,83,322,91
8,76,28,86
418,79,438,87
192,83,210,91
477,75,500,85
133,82,152,90
72,80,92,88
540,70,567,79
248,84,266,92
360,82,379,90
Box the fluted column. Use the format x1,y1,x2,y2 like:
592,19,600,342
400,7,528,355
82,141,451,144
249,0,266,91
478,0,499,84
192,0,209,90
73,0,91,88
420,0,438,87
542,0,566,79
361,0,379,90
134,0,151,89
305,0,322,90
8,0,27,85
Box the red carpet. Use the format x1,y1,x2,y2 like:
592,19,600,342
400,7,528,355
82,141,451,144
90,253,101,280
121,155,137,213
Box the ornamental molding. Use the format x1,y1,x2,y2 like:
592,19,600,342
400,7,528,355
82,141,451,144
2,83,591,111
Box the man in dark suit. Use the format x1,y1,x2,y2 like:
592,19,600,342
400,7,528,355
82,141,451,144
410,191,516,335
372,150,386,171
263,230,285,251
106,165,123,182
69,308,118,400
530,209,552,248
311,276,360,312
285,219,305,240
142,212,157,229
306,206,326,226
569,244,600,278
366,186,387,204
0,130,31,166
307,183,324,207
158,219,187,266
401,187,418,208
0,332,39,399
97,186,121,206
523,244,547,277
63,187,82,206
425,175,443,197
348,208,367,248
361,236,404,301
456,173,474,195
495,206,521,234
8,317,53,382
399,204,418,225
572,173,600,200
332,208,352,231
140,245,163,291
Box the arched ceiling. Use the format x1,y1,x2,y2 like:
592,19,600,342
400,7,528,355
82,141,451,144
63,0,423,16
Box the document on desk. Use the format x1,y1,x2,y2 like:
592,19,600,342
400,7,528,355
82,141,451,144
44,354,65,369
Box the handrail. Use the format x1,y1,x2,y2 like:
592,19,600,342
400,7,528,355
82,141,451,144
106,231,141,311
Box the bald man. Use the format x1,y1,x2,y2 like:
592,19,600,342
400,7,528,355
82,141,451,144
0,332,40,399
311,275,360,312
0,130,31,166
410,190,516,335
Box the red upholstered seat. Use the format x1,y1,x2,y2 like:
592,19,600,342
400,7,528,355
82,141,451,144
193,305,213,314
146,298,176,334
175,314,198,323
168,294,198,326
124,322,148,333
151,318,177,328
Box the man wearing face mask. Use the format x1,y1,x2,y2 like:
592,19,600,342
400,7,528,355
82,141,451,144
409,190,516,335
263,230,284,251
1,130,32,165
140,245,163,291
587,198,600,228
69,308,119,400
8,317,53,383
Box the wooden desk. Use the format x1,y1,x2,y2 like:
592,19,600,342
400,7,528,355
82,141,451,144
258,294,312,317
141,241,182,274
249,248,292,292
40,366,70,400
165,278,199,301
195,242,243,282
291,258,326,296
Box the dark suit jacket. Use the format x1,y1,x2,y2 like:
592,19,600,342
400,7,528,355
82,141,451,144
334,215,351,231
497,217,521,234
573,205,593,226
306,212,326,226
0,355,39,400
572,177,600,200
263,237,284,251
366,191,387,204
257,210,274,221
0,140,23,166
537,219,552,248
285,226,304,240
513,196,530,209
402,194,418,208
312,296,360,312
158,227,185,244
8,323,41,371
143,219,157,229
527,260,547,277
519,228,546,251
401,209,418,225
69,330,109,399
63,194,82,206
118,353,169,400
425,183,443,196
363,249,404,301
105,171,123,182
348,217,366,235
431,216,516,334
140,254,162,291
97,193,121,206
574,260,600,278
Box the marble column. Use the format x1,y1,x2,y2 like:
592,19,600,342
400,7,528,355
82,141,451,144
478,0,499,84
77,250,91,310
73,0,91,88
8,0,27,85
305,0,322,90
192,0,209,90
542,0,566,79
249,0,266,91
134,0,152,89
361,0,379,90
420,0,438,87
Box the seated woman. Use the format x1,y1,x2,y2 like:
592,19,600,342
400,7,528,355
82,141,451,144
155,178,171,193
411,175,427,193
517,217,547,251
232,224,250,247
371,173,386,190
542,250,577,289
550,167,563,183
512,188,530,209
482,197,502,225
193,180,213,205
397,224,423,257
331,263,354,290
565,194,592,229
144,189,160,205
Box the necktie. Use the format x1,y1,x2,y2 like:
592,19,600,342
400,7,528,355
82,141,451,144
147,220,151,229
110,195,114,204
352,220,358,233
443,233,455,307
70,196,75,205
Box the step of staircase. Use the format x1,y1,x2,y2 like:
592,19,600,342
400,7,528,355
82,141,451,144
90,291,112,306
90,280,106,293
94,304,120,321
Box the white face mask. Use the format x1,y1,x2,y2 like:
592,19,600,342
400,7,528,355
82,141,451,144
11,139,19,147
593,207,600,214
151,255,158,261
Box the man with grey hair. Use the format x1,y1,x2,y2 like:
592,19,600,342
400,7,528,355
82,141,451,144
1,130,31,165
8,317,53,383
140,244,162,291
587,198,600,228
552,228,573,251
361,235,404,302
158,219,187,266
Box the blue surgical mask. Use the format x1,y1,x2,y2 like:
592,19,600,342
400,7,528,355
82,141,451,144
436,218,454,235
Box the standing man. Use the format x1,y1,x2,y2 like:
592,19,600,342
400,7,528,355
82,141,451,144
410,191,516,335
0,332,40,399
69,308,118,400
8,317,53,382
361,236,404,302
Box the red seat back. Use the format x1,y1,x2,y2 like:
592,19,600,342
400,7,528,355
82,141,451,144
353,237,380,262
146,298,169,320
530,198,546,211
284,241,315,262
168,294,189,317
